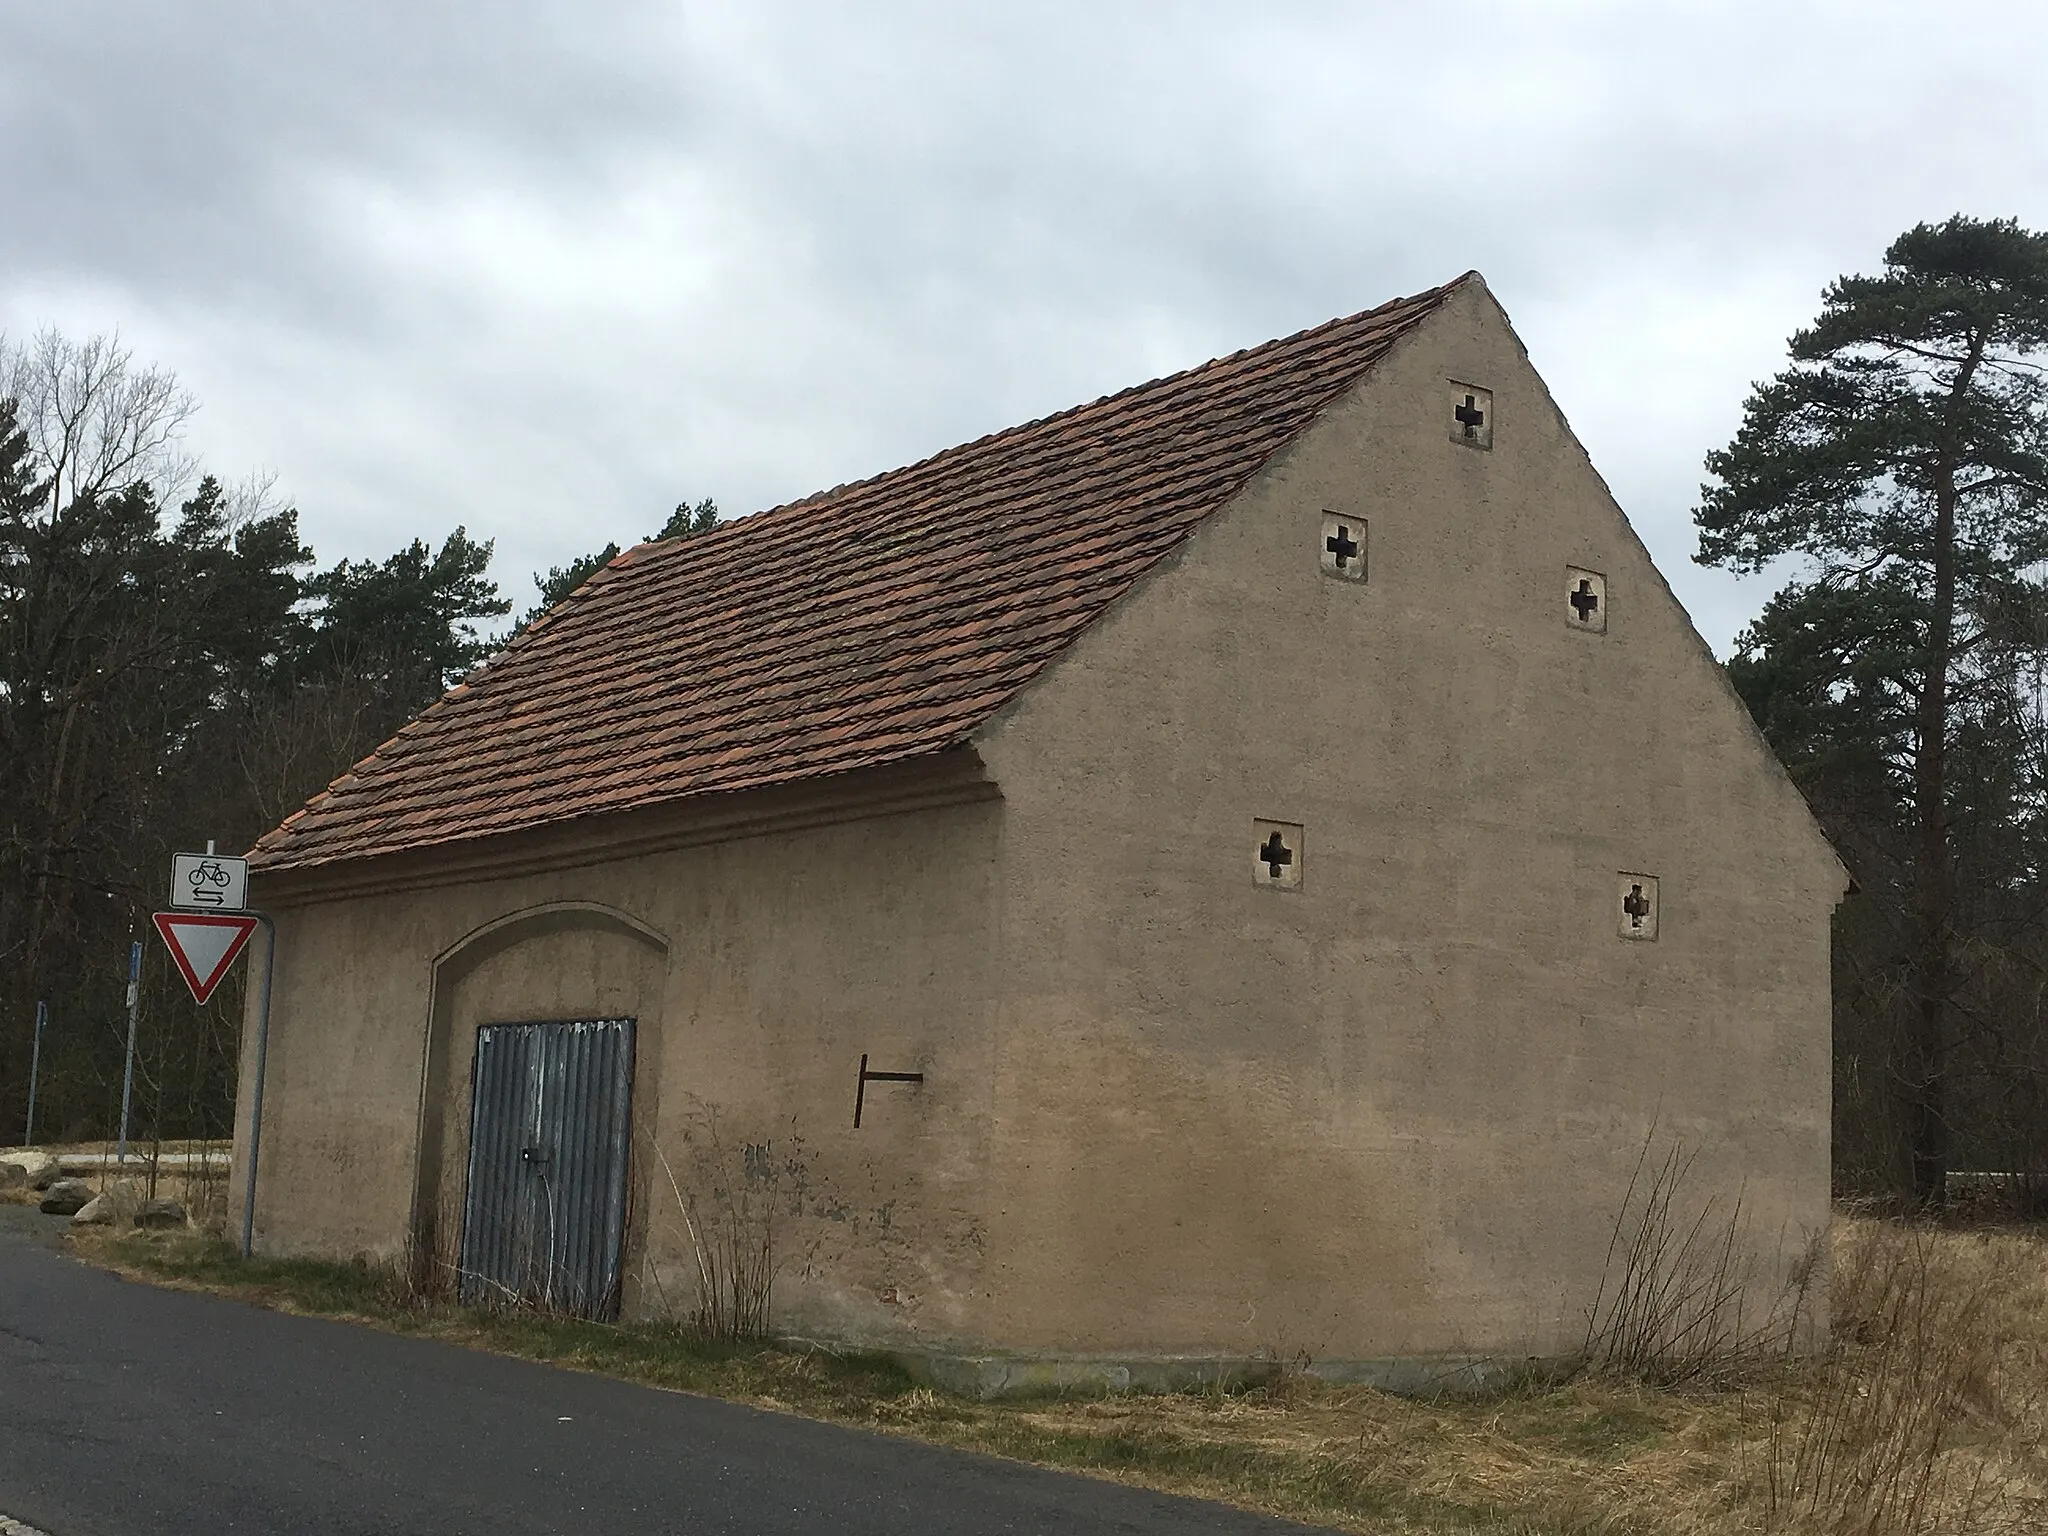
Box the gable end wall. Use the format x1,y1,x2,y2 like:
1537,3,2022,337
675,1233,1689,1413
970,280,1843,1362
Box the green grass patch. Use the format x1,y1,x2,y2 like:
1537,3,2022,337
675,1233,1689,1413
95,1230,919,1413
1507,1394,1670,1463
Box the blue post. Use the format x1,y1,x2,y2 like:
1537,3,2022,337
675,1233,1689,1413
25,1001,46,1147
117,940,143,1166
240,914,276,1259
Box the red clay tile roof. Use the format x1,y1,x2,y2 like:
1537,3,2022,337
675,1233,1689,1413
249,275,1470,872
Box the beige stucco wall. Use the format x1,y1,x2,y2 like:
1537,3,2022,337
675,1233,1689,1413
237,278,1841,1369
234,767,1005,1345
967,279,1844,1365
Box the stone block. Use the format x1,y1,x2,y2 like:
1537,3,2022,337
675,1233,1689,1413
0,1152,60,1189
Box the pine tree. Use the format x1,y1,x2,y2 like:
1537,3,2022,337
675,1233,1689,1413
1697,215,2048,1205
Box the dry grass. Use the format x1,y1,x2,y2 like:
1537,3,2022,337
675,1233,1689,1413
1750,1219,2048,1534
66,1214,2048,1535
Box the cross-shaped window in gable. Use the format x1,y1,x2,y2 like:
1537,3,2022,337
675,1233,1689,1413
1252,820,1304,890
1319,513,1368,582
1449,382,1494,450
1617,873,1659,941
1565,567,1608,633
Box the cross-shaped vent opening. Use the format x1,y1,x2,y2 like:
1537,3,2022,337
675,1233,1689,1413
1449,383,1494,450
1253,820,1304,890
1319,512,1368,582
1617,873,1659,941
1566,567,1608,633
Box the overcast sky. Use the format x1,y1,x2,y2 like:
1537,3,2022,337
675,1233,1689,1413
5,1,2045,651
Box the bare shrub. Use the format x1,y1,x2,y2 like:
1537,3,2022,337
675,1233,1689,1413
1579,1136,1801,1387
177,1141,230,1231
1760,1219,2047,1535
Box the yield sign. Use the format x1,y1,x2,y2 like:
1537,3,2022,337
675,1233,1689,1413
153,912,260,1004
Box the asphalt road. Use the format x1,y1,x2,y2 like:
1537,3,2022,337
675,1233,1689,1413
0,1207,1315,1536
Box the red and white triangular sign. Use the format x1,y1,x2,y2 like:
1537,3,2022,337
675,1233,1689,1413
153,912,259,1004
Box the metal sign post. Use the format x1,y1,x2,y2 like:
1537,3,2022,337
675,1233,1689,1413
116,940,142,1166
25,1001,46,1148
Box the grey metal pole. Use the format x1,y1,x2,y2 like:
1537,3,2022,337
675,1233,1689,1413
116,940,142,1166
240,913,276,1260
25,1001,46,1147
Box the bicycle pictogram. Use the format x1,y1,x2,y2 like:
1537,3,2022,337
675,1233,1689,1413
181,858,236,906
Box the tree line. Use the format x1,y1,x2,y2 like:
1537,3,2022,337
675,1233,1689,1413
0,329,710,1149
7,213,2048,1210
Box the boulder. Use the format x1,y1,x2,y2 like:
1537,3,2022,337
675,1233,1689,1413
71,1193,113,1225
0,1162,23,1191
134,1198,187,1230
93,1179,142,1220
38,1178,92,1216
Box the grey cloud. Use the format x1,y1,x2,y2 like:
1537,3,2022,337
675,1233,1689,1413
4,0,2045,643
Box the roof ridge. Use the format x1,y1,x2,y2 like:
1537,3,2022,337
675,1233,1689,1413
485,281,1466,676
635,275,1470,552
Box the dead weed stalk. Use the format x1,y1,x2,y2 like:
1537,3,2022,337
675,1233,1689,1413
652,1107,778,1341
400,1184,467,1306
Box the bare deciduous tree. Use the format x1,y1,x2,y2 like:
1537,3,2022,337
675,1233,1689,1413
1,328,196,515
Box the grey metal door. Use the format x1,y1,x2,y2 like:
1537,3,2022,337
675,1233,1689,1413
459,1018,635,1320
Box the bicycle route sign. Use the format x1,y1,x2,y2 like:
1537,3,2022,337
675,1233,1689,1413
170,852,249,912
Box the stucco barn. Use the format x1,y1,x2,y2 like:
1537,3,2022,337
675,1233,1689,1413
234,272,1846,1391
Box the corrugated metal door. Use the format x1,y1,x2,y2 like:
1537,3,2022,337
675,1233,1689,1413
458,1018,635,1320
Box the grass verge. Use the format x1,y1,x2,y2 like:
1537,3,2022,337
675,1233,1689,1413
68,1218,2048,1536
